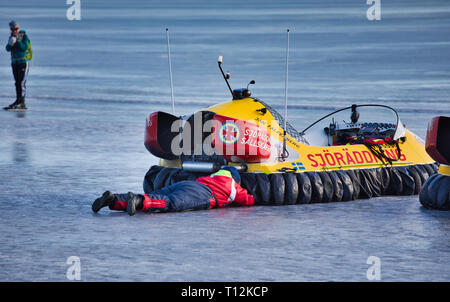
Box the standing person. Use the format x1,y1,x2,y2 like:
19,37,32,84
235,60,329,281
91,166,255,216
4,20,31,110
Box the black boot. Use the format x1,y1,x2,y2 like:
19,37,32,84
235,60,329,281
3,99,19,109
15,97,27,110
92,191,116,213
126,192,144,216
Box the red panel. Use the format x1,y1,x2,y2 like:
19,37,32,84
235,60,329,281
211,114,271,162
144,112,165,156
425,116,449,164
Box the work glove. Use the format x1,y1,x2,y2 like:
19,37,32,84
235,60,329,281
8,36,16,46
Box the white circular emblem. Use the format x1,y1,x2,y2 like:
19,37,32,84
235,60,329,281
218,122,240,145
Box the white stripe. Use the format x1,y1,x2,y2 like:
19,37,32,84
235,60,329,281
20,62,29,97
228,179,236,202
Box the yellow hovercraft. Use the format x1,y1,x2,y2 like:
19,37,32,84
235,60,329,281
142,56,438,205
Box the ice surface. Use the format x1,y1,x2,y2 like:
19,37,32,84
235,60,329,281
0,0,449,281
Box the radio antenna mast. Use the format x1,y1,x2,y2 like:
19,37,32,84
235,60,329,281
166,28,175,115
281,29,290,160
218,56,233,97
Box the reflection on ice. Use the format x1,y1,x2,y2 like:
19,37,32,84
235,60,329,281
12,141,29,163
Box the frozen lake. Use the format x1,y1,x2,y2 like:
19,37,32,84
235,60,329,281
0,0,449,281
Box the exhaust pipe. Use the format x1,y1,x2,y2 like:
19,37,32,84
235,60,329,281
181,161,248,173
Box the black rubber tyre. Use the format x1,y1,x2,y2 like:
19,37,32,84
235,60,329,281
269,173,285,205
406,166,422,195
387,167,403,195
256,173,271,205
318,171,334,203
419,174,437,208
358,169,373,199
365,168,382,197
306,172,323,203
144,163,437,207
380,167,391,195
345,169,360,200
430,163,439,173
422,164,435,177
284,173,299,205
419,174,449,210
413,164,429,185
296,173,312,204
435,176,450,210
328,171,343,202
335,170,354,201
241,173,259,204
397,167,415,195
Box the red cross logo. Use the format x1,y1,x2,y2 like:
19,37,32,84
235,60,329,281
218,122,240,144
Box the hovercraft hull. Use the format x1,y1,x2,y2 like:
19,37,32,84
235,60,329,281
143,97,437,205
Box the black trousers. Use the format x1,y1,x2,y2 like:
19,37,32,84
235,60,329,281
12,62,29,99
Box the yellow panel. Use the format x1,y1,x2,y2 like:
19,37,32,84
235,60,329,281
169,98,436,173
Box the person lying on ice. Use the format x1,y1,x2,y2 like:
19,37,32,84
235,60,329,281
91,166,255,216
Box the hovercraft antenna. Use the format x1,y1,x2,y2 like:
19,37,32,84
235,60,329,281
166,28,175,115
218,56,233,97
281,29,290,161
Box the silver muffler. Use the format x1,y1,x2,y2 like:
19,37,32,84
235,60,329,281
181,161,248,173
